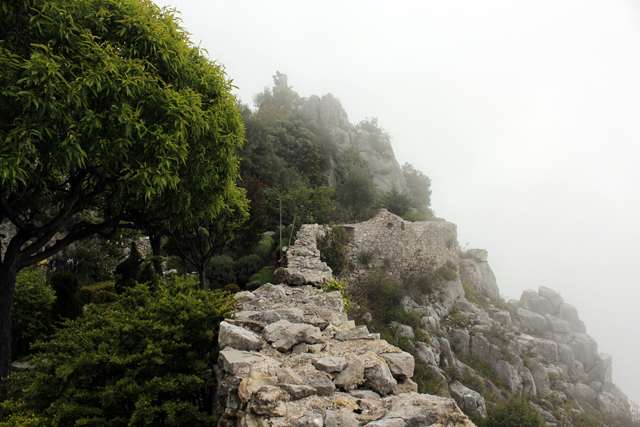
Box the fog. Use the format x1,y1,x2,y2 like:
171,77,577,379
156,0,640,404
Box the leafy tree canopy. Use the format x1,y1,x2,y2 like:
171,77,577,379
334,147,379,221
0,0,244,393
402,163,433,214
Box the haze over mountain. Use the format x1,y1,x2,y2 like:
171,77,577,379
155,0,640,406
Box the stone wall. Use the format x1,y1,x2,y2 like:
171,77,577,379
344,209,458,279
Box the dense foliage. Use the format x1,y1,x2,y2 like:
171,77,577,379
11,271,55,361
476,398,545,427
316,225,350,276
4,278,234,426
0,0,246,389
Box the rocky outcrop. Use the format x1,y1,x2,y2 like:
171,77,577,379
275,224,332,287
215,284,476,426
458,249,499,299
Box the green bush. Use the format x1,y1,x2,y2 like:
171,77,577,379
477,397,545,427
249,268,275,286
79,281,116,305
11,270,56,360
223,284,241,294
253,235,274,263
205,255,236,289
316,225,350,276
438,266,458,281
322,280,357,313
9,277,235,426
235,254,265,287
50,272,83,323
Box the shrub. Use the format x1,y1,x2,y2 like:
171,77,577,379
235,254,265,287
11,277,235,426
478,397,545,427
322,280,357,313
438,266,458,281
11,270,56,360
223,284,241,294
205,255,236,289
316,225,350,276
249,268,275,286
253,235,275,263
79,282,116,305
358,250,374,267
50,272,83,323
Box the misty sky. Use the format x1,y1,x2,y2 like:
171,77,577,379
155,0,640,404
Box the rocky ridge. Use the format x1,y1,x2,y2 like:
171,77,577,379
266,211,633,426
215,283,476,427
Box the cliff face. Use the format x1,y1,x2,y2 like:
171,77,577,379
267,212,634,426
300,93,408,193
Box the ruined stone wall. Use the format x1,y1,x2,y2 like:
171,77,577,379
345,209,459,279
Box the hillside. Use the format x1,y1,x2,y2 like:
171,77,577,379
257,212,635,426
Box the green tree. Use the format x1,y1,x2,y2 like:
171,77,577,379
402,163,433,215
382,184,413,217
0,0,244,395
7,277,235,426
316,226,350,276
281,178,335,225
334,147,379,221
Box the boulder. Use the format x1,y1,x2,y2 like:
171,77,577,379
290,413,324,427
335,325,370,341
238,371,278,403
262,319,324,352
247,386,290,417
591,353,613,383
516,308,548,335
529,358,550,397
489,310,511,329
556,303,587,334
519,290,554,316
219,349,263,375
522,367,537,396
545,315,571,334
373,392,475,426
569,333,599,371
459,252,499,299
450,329,471,355
324,411,359,427
538,286,564,311
449,380,487,418
219,321,263,351
313,357,348,374
379,352,415,379
334,359,365,391
575,383,598,402
364,361,398,396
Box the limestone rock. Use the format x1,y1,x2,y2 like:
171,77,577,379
238,371,278,403
263,319,324,352
334,359,365,391
364,361,398,396
219,321,263,351
376,392,475,426
516,308,547,335
248,386,290,417
459,251,499,299
556,303,587,334
291,413,324,427
313,357,348,374
538,286,564,311
449,380,487,418
529,359,551,397
219,349,263,374
324,410,359,427
379,352,415,379
519,290,554,316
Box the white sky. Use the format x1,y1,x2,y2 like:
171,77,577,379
156,0,640,404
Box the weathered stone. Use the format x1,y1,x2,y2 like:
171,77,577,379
520,289,555,316
307,372,336,396
396,378,419,394
364,361,398,396
334,359,365,391
324,410,359,427
260,308,305,324
489,310,511,329
529,358,550,397
522,367,537,396
389,322,414,340
379,351,415,379
516,308,548,335
538,286,564,312
598,392,631,418
238,371,278,403
591,353,613,383
569,333,599,370
290,413,324,427
376,392,475,426
545,315,571,334
262,319,323,351
313,356,348,373
276,367,307,385
575,383,598,402
219,321,263,351
459,253,499,299
248,386,290,417
556,303,587,334
558,343,575,369
421,315,440,333
449,380,487,418
279,383,318,400
219,349,262,374
494,359,522,394
450,329,470,355
335,325,370,341
415,342,438,366
529,337,559,362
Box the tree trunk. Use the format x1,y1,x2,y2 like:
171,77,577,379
0,265,17,401
199,268,206,291
149,234,163,275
